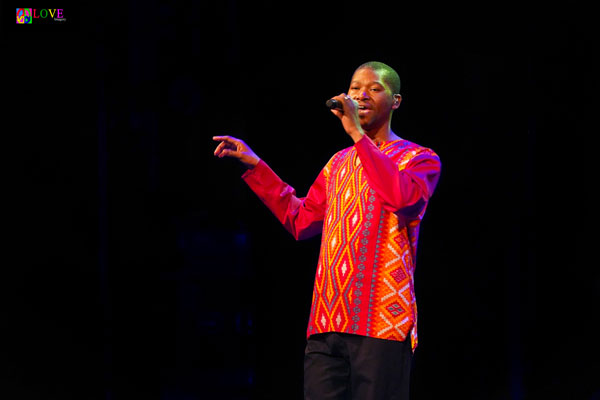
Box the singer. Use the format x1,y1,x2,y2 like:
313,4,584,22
213,61,441,400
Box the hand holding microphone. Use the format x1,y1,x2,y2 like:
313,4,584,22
325,94,356,113
325,93,365,142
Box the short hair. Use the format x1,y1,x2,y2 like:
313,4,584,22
355,61,401,94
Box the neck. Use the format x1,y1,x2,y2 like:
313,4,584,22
364,120,400,143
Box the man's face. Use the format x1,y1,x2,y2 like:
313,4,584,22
348,68,398,130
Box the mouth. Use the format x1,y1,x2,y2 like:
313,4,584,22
358,105,371,116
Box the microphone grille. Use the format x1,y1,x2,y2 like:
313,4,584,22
325,99,341,109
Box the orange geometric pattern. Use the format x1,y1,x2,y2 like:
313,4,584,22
312,149,370,335
367,212,415,342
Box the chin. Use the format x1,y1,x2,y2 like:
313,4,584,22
360,120,375,131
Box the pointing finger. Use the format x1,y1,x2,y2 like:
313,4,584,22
213,135,237,143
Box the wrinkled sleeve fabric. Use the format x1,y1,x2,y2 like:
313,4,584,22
354,135,441,216
242,160,327,240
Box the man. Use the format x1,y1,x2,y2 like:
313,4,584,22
213,61,441,400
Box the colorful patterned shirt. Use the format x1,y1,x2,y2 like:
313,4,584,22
242,135,441,351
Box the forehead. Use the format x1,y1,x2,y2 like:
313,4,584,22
350,68,387,87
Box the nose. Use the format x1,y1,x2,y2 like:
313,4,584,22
353,90,370,101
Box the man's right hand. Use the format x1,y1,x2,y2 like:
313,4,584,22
213,136,260,169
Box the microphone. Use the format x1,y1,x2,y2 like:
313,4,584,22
325,98,343,110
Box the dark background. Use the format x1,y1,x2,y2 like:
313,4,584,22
2,2,597,399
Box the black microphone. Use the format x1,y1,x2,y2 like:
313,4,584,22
325,98,343,110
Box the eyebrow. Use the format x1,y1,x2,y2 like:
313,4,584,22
350,80,385,87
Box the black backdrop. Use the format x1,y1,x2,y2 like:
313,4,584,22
2,2,597,399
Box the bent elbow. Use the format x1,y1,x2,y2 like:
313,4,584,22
384,197,426,217
399,198,427,218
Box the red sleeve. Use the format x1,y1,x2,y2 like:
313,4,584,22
354,135,441,216
241,160,326,240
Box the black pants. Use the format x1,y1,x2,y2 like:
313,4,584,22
304,332,412,400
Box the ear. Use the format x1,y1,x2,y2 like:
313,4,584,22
392,94,402,110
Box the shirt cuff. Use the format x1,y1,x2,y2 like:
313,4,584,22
241,159,266,179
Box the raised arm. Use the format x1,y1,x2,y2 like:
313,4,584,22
242,161,326,240
213,135,326,240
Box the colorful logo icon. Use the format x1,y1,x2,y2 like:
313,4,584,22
16,8,66,24
16,8,32,24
